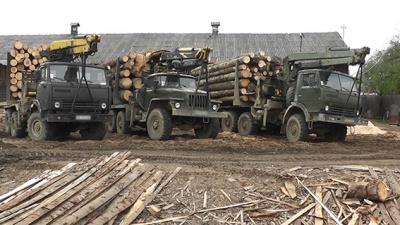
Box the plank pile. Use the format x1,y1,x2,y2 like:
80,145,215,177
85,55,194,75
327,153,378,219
190,51,284,103
8,40,49,100
0,151,181,225
103,49,166,102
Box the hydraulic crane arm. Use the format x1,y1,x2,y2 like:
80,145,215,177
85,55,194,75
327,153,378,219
282,46,370,83
157,47,213,73
40,34,101,62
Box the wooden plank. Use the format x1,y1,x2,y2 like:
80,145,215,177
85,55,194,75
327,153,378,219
281,203,316,225
315,186,324,225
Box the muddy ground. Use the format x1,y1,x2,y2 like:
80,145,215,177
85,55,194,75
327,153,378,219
1,122,400,224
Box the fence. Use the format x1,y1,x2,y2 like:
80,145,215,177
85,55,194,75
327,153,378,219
362,95,400,119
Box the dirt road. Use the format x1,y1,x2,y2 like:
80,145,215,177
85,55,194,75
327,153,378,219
1,122,399,224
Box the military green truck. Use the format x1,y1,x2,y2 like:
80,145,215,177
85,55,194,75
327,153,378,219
3,35,111,141
216,47,370,142
106,48,227,140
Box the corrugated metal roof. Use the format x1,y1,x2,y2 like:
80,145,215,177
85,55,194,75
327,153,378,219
0,32,346,64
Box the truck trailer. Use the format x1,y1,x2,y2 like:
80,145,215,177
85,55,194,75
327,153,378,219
192,47,370,142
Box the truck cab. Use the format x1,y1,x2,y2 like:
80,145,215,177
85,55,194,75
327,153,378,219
5,61,111,141
283,69,367,141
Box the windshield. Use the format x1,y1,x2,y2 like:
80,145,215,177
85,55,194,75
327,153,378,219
157,75,197,89
49,65,106,85
320,71,358,92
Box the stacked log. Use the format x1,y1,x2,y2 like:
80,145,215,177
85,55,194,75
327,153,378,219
103,49,167,102
8,40,48,100
190,51,283,103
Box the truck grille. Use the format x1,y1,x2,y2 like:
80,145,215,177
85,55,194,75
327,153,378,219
63,102,100,111
329,106,356,117
189,94,208,108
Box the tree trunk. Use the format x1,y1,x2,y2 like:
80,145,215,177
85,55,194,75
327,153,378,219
14,40,23,50
206,79,250,92
120,69,130,78
132,78,142,89
347,180,387,202
217,95,249,102
119,90,133,102
199,71,251,86
119,78,133,89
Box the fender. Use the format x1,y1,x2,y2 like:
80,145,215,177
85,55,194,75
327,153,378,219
143,97,185,121
282,102,312,124
31,99,43,115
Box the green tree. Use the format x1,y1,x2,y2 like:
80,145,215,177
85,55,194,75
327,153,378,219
364,36,400,95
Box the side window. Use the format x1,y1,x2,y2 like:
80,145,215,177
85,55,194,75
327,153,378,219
40,67,47,82
301,74,317,87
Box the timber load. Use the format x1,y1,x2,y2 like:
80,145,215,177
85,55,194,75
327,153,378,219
103,49,169,102
190,51,284,104
7,40,49,100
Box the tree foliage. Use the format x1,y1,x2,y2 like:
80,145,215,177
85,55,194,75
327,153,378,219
364,36,400,95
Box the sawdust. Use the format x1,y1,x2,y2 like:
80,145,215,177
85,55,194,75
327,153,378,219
349,121,387,135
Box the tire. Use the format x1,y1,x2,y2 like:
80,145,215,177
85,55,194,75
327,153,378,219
286,113,309,142
106,110,117,133
286,86,295,107
10,111,27,138
80,122,107,140
237,112,259,135
146,108,172,140
195,118,220,139
116,111,131,134
27,112,55,141
221,110,239,132
4,109,12,135
325,125,347,142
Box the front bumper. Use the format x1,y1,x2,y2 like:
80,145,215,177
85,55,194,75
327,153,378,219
46,113,112,123
172,109,228,119
316,113,368,126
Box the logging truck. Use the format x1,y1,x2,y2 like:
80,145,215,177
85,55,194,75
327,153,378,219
192,47,370,142
3,35,112,141
106,47,227,140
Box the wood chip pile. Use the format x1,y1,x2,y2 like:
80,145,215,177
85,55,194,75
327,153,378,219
0,151,181,225
136,165,400,225
190,52,284,103
7,40,49,100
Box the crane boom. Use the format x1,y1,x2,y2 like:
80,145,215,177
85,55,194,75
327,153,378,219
40,34,101,62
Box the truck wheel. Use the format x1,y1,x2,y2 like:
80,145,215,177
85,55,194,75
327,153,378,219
195,118,220,139
325,125,347,142
237,112,259,135
4,109,12,135
146,108,172,140
106,110,117,133
286,113,309,142
221,110,239,132
27,112,54,141
80,122,107,140
116,111,131,134
10,111,27,138
286,87,295,107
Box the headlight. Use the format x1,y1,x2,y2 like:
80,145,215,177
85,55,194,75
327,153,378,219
101,103,107,109
212,104,218,111
54,102,61,108
174,102,181,109
324,105,329,111
357,110,360,116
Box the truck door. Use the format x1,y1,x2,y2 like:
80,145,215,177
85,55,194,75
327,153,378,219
296,72,320,113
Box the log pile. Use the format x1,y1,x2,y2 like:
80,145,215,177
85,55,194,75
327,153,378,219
7,40,49,100
190,51,284,103
0,151,181,225
103,49,167,102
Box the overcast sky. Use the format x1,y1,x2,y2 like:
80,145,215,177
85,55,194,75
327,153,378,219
2,0,399,58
